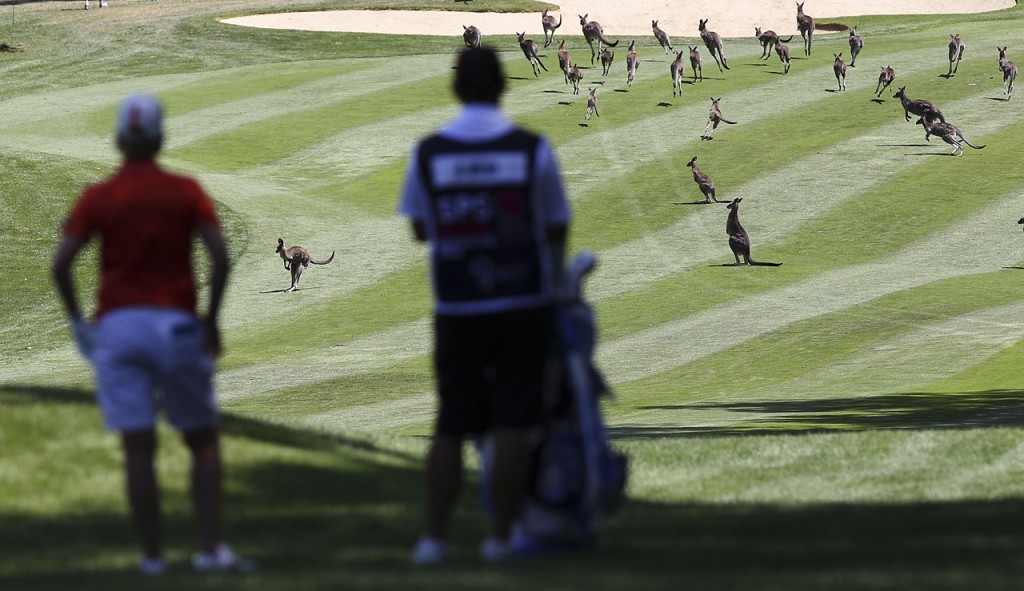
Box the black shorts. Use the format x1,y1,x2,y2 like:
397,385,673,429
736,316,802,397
434,307,555,436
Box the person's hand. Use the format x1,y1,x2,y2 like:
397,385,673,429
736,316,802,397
203,317,222,358
72,317,94,360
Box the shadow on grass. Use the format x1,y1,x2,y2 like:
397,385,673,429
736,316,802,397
631,389,1024,437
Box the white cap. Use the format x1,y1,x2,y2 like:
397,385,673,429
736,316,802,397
116,93,163,142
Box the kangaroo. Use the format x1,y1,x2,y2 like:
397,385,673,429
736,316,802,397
276,238,334,292
462,25,482,49
585,87,599,120
698,18,729,72
999,46,1017,100
600,48,614,76
517,32,548,77
567,63,583,95
626,40,639,87
894,86,945,123
558,39,572,84
541,9,561,48
670,50,686,97
755,27,792,60
848,27,864,67
652,20,673,54
947,34,966,76
875,65,896,98
725,199,781,266
833,52,846,90
686,156,718,203
775,38,792,74
701,97,736,140
916,115,985,156
796,2,815,56
689,45,703,82
579,14,619,65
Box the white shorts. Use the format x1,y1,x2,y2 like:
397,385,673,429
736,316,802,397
92,307,218,432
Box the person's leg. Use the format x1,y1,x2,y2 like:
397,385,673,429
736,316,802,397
122,429,162,560
424,432,463,540
182,426,222,555
487,427,530,541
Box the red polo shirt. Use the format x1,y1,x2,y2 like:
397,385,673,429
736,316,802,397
63,159,219,318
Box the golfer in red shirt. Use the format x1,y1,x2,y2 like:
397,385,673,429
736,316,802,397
52,93,249,575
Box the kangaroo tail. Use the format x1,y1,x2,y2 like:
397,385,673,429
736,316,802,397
960,135,985,149
311,251,335,265
599,35,619,47
721,117,737,125
780,35,794,42
537,56,549,71
748,260,783,266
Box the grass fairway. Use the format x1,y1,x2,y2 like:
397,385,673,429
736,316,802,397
2,0,1024,588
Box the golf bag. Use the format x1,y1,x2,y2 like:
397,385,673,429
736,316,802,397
480,252,627,551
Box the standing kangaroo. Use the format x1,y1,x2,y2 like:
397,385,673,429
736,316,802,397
698,18,729,71
541,9,561,48
462,25,482,49
686,156,718,203
701,97,736,140
796,2,815,56
894,86,946,123
579,14,619,65
948,34,965,76
875,65,896,97
670,50,686,97
517,32,548,77
600,48,614,76
689,45,703,82
585,87,600,120
276,238,335,292
833,52,846,90
998,46,1017,100
626,40,639,87
775,38,792,74
558,39,572,84
567,63,583,95
725,199,782,266
652,20,673,54
755,27,791,60
848,27,864,67
916,115,986,156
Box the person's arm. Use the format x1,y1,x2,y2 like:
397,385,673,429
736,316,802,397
399,147,430,243
52,234,89,321
533,138,571,294
197,223,229,357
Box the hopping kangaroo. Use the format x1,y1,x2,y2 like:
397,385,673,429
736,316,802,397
626,40,639,87
558,39,572,84
567,63,583,95
686,156,718,203
875,65,896,97
916,115,986,157
701,97,736,140
276,238,334,292
894,86,945,123
755,27,791,60
541,9,561,48
600,48,614,76
796,2,815,56
998,46,1017,100
948,34,965,76
775,38,792,74
670,50,686,97
689,45,704,82
652,20,674,54
725,199,782,266
585,87,600,120
579,14,619,65
848,27,864,67
517,32,548,77
833,52,846,90
462,25,482,49
698,18,729,71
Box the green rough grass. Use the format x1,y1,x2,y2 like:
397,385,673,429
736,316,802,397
2,1,1024,589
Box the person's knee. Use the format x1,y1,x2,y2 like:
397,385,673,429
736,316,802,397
182,425,219,454
122,428,157,457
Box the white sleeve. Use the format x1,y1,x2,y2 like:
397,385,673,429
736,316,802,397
532,138,571,227
397,146,429,222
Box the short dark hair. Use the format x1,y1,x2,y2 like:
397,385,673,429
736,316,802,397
453,47,506,104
